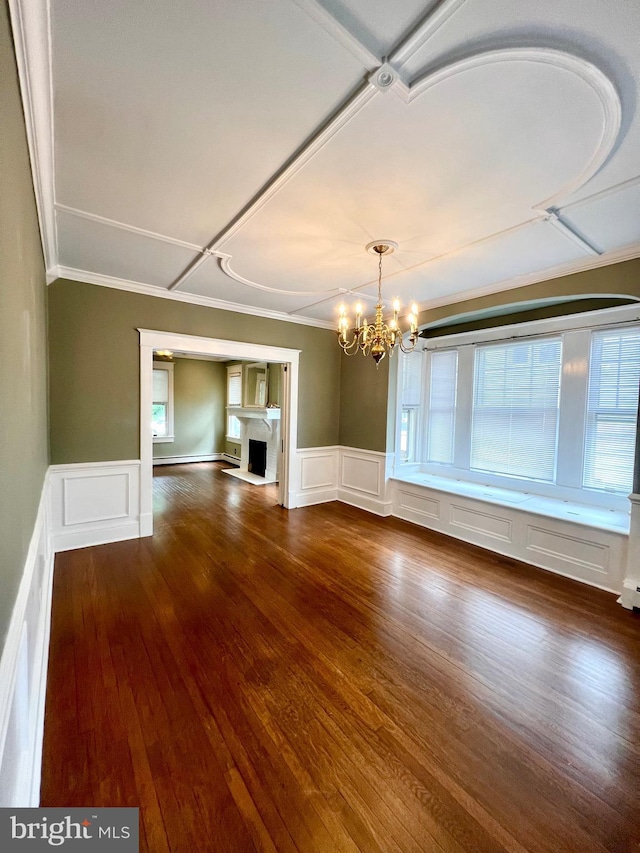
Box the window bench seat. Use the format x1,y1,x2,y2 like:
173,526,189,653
389,473,629,594
393,473,630,533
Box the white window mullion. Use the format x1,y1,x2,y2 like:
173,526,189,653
555,329,590,488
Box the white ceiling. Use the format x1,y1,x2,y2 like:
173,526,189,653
12,0,640,327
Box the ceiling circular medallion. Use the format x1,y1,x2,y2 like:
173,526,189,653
366,240,398,255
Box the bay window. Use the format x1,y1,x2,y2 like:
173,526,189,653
395,310,640,509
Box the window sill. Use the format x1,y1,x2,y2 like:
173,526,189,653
153,436,175,444
391,472,630,534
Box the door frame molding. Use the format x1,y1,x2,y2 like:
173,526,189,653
138,329,301,536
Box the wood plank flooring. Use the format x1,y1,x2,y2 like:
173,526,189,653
41,462,640,852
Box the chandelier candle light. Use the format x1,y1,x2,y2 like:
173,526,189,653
338,241,419,365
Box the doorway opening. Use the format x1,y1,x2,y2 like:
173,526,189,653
139,329,300,537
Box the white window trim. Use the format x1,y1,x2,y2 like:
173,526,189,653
394,303,640,512
152,361,174,444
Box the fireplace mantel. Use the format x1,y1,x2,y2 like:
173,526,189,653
227,406,281,420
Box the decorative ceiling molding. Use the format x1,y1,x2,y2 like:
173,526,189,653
544,211,602,256
55,266,336,330
212,46,621,302
54,204,204,253
206,81,380,255
169,79,382,295
415,242,640,312
344,218,543,293
389,0,469,68
368,62,410,100
558,174,640,212
217,254,342,297
10,0,637,323
409,48,621,212
288,0,380,69
8,0,56,280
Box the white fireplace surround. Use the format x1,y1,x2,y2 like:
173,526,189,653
229,407,281,481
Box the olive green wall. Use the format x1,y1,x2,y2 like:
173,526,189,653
0,1,49,644
418,258,640,329
153,358,226,459
48,279,340,463
339,353,389,452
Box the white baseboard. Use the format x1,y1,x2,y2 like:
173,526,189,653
153,452,224,466
337,490,393,516
49,461,141,552
297,487,338,507
222,453,240,464
0,471,54,806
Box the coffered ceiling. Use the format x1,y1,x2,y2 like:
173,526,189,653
10,0,640,328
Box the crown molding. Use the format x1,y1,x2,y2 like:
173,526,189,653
419,243,640,312
54,266,336,330
8,0,57,273
54,204,204,253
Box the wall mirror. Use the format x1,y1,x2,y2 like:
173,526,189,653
244,362,268,407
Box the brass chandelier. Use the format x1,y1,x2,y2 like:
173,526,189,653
338,241,419,365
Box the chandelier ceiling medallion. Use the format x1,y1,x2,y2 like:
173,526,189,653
338,241,419,365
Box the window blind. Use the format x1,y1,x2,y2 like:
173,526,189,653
583,328,640,493
470,338,562,482
153,368,169,403
401,349,423,407
227,369,242,406
427,350,457,464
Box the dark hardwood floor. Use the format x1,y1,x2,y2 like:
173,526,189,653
41,462,640,852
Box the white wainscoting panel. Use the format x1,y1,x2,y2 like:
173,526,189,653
450,504,513,543
338,448,393,516
50,461,141,551
391,479,628,593
296,447,339,507
0,473,54,806
396,487,441,521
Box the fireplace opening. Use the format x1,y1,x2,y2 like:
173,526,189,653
248,439,267,478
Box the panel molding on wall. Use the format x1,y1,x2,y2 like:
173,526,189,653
296,446,340,507
49,461,141,551
0,473,54,806
296,446,393,515
391,479,628,593
338,447,393,516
